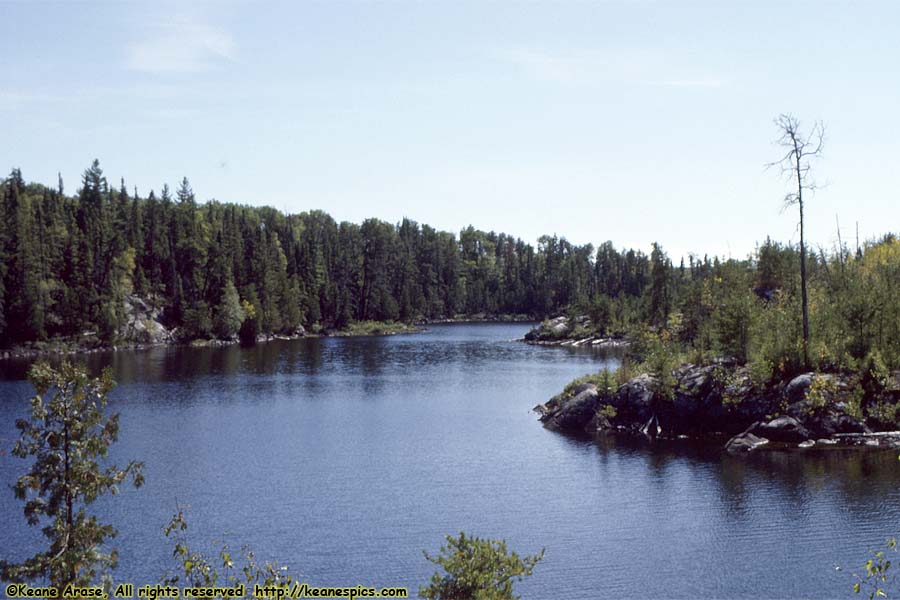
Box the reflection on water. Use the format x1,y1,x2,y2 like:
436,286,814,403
0,324,898,599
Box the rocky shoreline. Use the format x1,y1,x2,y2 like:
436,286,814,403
421,313,535,325
522,315,630,349
0,295,428,361
0,324,434,361
522,336,630,349
534,361,900,454
0,331,312,361
0,303,537,361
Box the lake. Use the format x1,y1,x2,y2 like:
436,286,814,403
1,323,898,599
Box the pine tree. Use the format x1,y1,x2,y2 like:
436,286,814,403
649,243,671,327
0,174,10,339
420,533,544,600
73,160,107,329
129,190,147,295
0,362,144,594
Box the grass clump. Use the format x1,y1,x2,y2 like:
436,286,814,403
335,320,419,336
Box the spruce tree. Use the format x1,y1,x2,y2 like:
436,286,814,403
0,362,144,594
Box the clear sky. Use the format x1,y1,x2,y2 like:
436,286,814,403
2,0,898,261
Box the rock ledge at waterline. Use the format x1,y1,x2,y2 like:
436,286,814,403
534,363,900,453
521,315,630,349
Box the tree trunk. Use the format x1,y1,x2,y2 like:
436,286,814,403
796,153,810,368
64,395,74,590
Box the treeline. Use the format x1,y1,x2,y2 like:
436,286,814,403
581,230,900,384
0,160,665,345
667,232,900,382
3,160,899,383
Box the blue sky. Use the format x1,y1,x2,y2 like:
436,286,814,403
2,0,898,260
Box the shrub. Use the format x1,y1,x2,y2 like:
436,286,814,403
587,296,612,336
598,404,618,419
866,401,900,428
713,283,756,363
747,291,804,383
614,361,639,387
748,356,775,388
861,351,891,402
845,384,865,420
849,536,899,599
420,533,544,600
804,375,838,416
550,369,618,407
162,508,294,591
710,365,742,406
645,334,678,403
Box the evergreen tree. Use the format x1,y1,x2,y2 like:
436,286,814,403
5,158,900,382
420,533,544,600
0,362,144,594
649,243,671,327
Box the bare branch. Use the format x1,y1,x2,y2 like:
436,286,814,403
765,148,798,170
769,113,824,369
780,193,799,211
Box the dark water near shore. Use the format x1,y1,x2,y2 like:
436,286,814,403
1,323,899,599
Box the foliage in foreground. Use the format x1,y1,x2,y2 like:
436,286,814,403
845,535,900,599
420,533,544,600
2,362,543,599
0,362,143,593
161,508,294,591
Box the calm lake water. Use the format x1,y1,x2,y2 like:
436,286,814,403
1,323,899,599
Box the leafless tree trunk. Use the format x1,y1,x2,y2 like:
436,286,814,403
768,114,825,368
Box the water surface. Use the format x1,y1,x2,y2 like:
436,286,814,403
1,324,897,599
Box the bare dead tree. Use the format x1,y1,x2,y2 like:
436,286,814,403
836,214,845,274
767,113,825,368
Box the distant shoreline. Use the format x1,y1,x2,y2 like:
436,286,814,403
0,316,539,361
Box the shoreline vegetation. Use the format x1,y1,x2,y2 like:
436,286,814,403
1,160,587,358
532,314,900,454
0,308,536,360
5,159,900,456
521,315,630,349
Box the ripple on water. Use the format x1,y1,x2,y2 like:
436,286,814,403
1,324,898,599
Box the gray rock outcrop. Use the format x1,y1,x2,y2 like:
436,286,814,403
538,365,876,454
541,385,600,433
120,295,173,345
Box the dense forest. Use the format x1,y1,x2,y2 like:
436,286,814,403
0,160,662,344
2,160,900,385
